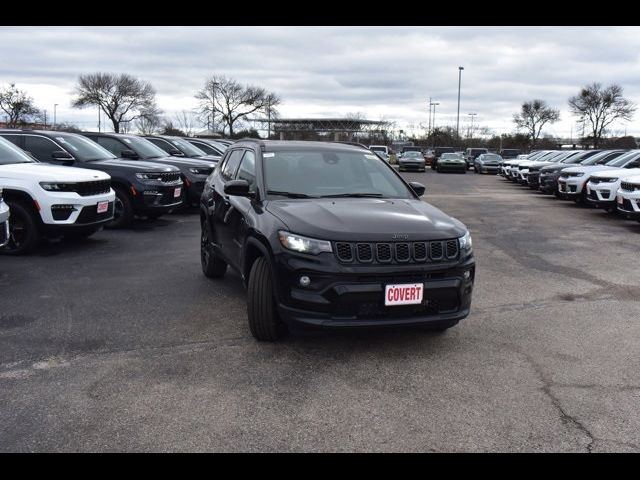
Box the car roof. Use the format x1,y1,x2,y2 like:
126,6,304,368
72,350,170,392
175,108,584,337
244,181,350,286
234,139,369,153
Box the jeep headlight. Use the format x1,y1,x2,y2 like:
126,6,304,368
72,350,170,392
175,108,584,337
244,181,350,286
40,182,72,192
573,172,584,177
135,173,155,180
459,231,473,252
278,231,333,255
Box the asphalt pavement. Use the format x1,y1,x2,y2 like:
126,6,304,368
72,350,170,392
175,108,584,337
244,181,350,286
1,167,639,452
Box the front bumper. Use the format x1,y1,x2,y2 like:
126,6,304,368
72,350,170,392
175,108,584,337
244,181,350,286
527,171,540,187
36,189,116,225
617,190,640,219
586,182,617,206
438,162,466,171
539,172,561,193
399,162,426,171
131,182,184,214
273,252,475,329
478,164,500,174
0,202,9,248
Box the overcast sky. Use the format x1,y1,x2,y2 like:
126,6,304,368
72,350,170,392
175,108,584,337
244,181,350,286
2,26,640,138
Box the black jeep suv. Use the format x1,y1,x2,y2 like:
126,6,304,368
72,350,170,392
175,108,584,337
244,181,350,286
200,140,475,341
0,130,183,228
81,132,217,206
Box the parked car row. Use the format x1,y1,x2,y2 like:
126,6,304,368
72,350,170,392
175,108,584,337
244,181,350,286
498,149,640,222
0,129,233,254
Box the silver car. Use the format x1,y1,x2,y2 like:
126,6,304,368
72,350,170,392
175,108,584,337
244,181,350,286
0,188,10,248
398,151,426,172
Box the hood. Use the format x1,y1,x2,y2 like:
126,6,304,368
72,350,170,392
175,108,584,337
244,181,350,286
266,198,467,242
562,165,617,174
591,168,640,180
540,162,569,172
622,174,640,185
0,163,111,182
89,159,179,173
142,156,217,169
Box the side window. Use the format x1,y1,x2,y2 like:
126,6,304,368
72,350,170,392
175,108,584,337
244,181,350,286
221,150,244,181
96,137,127,156
24,136,62,162
236,151,256,191
0,134,23,148
191,141,216,155
148,138,172,153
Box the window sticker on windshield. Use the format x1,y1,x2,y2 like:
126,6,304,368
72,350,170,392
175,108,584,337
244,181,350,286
365,154,378,160
263,152,275,158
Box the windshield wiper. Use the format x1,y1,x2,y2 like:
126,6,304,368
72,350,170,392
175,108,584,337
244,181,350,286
267,190,316,198
319,193,385,198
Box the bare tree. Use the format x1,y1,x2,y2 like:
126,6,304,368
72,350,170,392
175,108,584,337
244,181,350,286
513,99,560,149
0,83,42,127
173,110,198,137
135,108,163,135
195,75,281,137
72,73,158,133
568,83,636,148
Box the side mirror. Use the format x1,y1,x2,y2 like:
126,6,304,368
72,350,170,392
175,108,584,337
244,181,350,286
121,149,139,159
169,149,184,157
224,179,255,198
50,150,75,164
409,181,426,196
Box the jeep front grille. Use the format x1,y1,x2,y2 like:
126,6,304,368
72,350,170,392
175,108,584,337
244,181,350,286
334,240,459,264
620,181,640,192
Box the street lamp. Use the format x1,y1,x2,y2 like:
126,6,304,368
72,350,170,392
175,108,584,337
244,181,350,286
211,81,219,135
456,66,464,140
431,102,440,131
468,112,477,138
53,104,58,130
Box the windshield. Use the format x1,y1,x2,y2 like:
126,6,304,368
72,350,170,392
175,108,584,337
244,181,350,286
121,136,169,159
582,151,623,166
608,151,640,167
264,150,414,199
169,138,208,157
441,153,463,160
403,152,422,158
54,134,116,161
482,154,501,161
563,152,591,164
369,146,386,153
0,137,37,164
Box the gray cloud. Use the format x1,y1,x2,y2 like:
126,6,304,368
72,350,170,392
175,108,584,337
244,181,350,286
2,26,640,136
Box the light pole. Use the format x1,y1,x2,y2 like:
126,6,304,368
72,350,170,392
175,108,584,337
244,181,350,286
456,66,464,141
53,104,58,130
431,102,439,132
427,97,432,137
468,113,477,138
211,81,219,135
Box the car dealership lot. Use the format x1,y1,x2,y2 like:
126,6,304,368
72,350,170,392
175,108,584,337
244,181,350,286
1,170,639,452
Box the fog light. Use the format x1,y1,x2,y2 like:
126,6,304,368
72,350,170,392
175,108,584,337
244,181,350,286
299,276,311,287
464,270,471,281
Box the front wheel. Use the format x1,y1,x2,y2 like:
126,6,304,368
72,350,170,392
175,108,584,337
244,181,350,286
106,187,134,229
1,200,41,255
247,257,285,341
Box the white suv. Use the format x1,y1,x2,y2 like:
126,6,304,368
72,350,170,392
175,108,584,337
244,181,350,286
617,174,640,221
0,137,115,254
586,164,640,212
0,188,9,248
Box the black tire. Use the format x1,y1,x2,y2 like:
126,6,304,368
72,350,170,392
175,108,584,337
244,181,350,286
1,200,41,255
473,166,478,173
106,187,134,229
247,257,285,341
200,219,227,278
